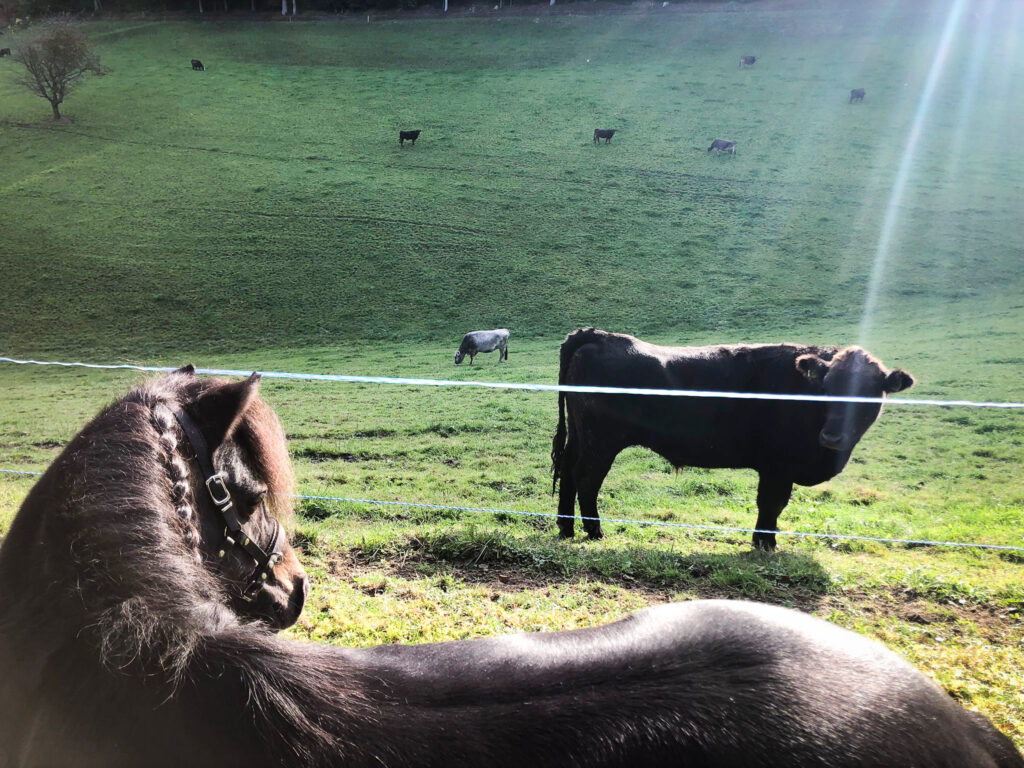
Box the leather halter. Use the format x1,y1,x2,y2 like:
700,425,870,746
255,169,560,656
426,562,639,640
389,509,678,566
159,404,287,601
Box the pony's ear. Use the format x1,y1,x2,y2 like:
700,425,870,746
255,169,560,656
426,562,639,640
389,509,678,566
174,364,196,376
883,369,915,393
795,354,829,383
190,373,262,447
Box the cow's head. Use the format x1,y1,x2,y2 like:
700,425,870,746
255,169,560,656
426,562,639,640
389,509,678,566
795,347,915,452
454,350,466,365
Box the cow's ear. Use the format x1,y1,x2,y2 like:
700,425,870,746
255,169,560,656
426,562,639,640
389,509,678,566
189,373,261,448
795,354,829,383
883,369,915,393
174,364,196,376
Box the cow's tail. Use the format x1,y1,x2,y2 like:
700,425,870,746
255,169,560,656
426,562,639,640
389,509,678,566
551,327,602,494
551,388,567,495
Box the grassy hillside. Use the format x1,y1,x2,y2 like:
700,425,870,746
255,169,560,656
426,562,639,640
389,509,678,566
1,0,1023,749
2,2,1023,355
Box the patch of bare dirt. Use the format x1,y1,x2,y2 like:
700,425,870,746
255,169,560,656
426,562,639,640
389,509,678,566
821,589,1023,643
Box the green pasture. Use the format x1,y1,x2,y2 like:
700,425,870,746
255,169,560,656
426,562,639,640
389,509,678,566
1,0,1023,747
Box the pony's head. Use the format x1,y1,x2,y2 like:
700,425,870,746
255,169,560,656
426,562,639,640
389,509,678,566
158,366,308,630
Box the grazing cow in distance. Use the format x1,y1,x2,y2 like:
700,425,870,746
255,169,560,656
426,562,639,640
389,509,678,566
708,138,736,154
191,59,205,71
739,55,756,68
0,48,11,57
399,129,422,146
551,328,916,547
455,328,509,365
593,129,616,144
850,88,866,103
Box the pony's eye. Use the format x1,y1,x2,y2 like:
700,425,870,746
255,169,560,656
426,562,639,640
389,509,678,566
243,490,268,509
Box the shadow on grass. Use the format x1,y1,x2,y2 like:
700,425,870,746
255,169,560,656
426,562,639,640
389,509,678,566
341,523,833,606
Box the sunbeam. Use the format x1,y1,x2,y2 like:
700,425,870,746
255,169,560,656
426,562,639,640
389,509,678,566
946,0,996,177
856,0,968,347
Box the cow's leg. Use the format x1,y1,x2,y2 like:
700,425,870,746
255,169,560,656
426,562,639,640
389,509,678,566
575,450,617,539
753,474,792,551
556,438,580,538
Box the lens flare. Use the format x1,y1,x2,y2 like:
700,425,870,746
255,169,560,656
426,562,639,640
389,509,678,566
857,0,968,347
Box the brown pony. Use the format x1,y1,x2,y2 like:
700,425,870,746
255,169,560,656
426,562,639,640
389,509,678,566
0,370,1020,767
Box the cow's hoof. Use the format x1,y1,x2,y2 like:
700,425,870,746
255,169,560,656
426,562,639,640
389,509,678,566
752,534,777,552
584,527,603,540
558,528,575,540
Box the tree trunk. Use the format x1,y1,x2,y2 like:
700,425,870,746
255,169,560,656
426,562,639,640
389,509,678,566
199,0,204,13
51,101,61,120
281,0,286,14
290,0,295,15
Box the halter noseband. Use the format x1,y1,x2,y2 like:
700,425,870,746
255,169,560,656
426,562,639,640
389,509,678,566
160,404,287,601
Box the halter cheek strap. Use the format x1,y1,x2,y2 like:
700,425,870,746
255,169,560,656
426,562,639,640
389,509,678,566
159,403,287,601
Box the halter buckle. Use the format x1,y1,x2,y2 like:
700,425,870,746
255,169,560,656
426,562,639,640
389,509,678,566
205,473,232,508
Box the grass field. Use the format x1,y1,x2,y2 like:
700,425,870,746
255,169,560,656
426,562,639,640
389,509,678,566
2,0,1023,748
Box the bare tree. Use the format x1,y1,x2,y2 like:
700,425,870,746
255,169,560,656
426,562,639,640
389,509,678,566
14,20,101,121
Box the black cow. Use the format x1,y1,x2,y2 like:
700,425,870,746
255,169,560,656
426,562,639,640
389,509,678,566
708,138,736,154
399,129,422,146
850,88,866,103
191,59,205,71
551,329,916,548
593,129,616,144
739,55,757,68
0,48,11,57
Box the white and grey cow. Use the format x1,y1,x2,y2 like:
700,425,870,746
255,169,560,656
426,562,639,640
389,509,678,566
455,329,509,365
